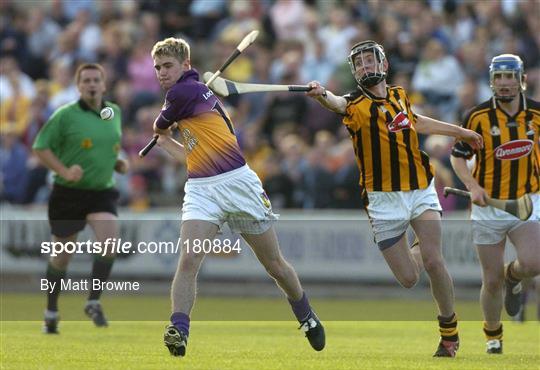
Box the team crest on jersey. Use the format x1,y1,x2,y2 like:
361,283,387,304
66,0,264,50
260,192,271,209
181,128,198,153
182,128,199,153
494,139,533,160
387,111,411,132
490,126,501,136
81,138,93,149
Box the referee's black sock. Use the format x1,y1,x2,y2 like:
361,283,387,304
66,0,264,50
46,263,66,312
88,255,115,301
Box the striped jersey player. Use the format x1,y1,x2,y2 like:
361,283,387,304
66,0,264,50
451,54,540,354
306,40,483,357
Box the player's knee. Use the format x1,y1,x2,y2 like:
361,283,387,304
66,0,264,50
398,272,419,289
483,276,504,293
518,260,540,278
50,253,72,269
179,253,204,273
422,256,444,274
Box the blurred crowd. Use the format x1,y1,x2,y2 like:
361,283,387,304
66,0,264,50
1,0,539,211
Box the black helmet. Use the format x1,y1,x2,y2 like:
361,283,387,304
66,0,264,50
348,40,387,88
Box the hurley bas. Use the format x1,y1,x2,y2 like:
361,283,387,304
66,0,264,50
41,279,140,293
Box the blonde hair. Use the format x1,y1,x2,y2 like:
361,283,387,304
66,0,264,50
151,37,190,63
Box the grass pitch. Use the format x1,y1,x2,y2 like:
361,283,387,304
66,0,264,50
1,294,538,369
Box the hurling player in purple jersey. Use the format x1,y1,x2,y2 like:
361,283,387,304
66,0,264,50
150,37,325,357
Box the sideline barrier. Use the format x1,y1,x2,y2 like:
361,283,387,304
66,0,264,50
1,207,517,283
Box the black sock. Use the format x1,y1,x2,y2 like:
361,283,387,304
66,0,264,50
46,263,66,312
438,312,459,342
483,322,503,341
88,256,115,301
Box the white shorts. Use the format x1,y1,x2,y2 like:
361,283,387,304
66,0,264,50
366,180,442,250
182,165,277,234
471,193,540,245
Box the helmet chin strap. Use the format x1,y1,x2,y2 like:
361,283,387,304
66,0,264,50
359,73,385,88
495,95,515,103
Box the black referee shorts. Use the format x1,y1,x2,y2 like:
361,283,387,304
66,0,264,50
48,184,119,238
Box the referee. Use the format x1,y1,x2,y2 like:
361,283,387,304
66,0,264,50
33,63,128,334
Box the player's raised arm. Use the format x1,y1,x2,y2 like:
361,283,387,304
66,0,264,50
306,80,347,115
415,114,484,151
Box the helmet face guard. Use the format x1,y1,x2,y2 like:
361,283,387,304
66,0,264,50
489,54,525,103
348,41,387,88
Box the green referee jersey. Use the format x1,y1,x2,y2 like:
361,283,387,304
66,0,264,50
33,100,122,190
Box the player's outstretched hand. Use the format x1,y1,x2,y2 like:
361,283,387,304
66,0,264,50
63,164,83,182
458,128,483,150
306,81,325,98
114,159,129,174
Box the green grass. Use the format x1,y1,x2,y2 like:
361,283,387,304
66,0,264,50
0,292,509,321
1,294,539,369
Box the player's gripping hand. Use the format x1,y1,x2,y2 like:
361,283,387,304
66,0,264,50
62,164,83,182
156,122,179,145
468,183,488,207
458,128,483,151
306,81,326,98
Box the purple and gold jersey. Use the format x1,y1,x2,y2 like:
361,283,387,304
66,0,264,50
156,69,246,178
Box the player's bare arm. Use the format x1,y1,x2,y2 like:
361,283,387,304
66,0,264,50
415,114,484,150
306,81,347,114
155,123,185,161
33,148,83,182
450,156,488,206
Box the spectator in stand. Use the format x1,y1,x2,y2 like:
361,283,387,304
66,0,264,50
412,38,465,122
48,60,79,110
0,128,29,204
24,7,61,79
317,7,358,67
0,55,36,104
1,0,539,209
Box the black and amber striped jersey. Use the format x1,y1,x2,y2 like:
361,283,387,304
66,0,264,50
451,95,540,199
342,85,434,192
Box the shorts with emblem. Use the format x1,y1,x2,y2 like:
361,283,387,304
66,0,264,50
182,165,277,234
365,180,442,250
471,193,540,245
